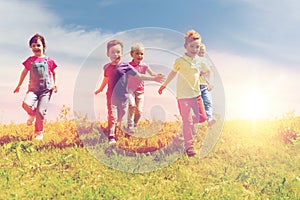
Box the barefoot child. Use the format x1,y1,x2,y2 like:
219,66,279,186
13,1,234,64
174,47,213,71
14,33,58,140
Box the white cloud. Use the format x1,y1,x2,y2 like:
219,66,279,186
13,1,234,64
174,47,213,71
241,0,300,21
0,0,59,46
1,0,299,123
219,0,300,65
0,0,112,123
209,49,300,119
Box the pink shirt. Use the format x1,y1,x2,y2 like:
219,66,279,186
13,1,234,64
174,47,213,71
23,56,57,77
128,60,148,92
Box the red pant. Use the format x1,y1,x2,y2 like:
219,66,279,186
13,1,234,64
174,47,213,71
197,95,207,123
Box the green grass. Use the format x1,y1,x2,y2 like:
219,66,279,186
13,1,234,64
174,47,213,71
1,113,300,199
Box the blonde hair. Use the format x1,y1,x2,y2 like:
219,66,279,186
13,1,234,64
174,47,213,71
131,43,145,53
200,43,206,50
184,29,201,46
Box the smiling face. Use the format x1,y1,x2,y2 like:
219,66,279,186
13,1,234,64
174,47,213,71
198,44,206,57
184,39,201,58
30,39,44,57
107,44,123,65
131,49,144,64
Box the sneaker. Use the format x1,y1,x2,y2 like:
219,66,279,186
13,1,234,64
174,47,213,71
126,126,135,134
27,115,35,126
108,137,116,145
35,132,43,140
186,147,196,157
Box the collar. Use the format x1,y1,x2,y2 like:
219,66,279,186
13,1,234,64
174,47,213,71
182,54,199,63
129,60,142,67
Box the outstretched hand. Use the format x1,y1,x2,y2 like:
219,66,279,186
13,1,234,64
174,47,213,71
158,86,166,95
154,74,165,83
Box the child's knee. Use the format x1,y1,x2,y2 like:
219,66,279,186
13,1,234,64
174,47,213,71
136,109,142,115
36,107,47,117
22,102,35,115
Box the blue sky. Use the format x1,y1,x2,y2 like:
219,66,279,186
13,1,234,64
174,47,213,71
1,0,300,123
40,0,300,65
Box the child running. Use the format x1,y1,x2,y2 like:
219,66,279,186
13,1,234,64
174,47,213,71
127,43,157,133
13,33,58,140
158,30,205,157
95,40,164,145
198,43,216,127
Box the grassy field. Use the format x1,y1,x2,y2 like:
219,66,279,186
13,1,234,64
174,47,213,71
1,110,300,199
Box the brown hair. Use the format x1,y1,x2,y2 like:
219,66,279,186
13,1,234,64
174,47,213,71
184,30,201,46
29,33,46,49
107,39,123,53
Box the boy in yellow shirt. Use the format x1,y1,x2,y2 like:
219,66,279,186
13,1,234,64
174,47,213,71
158,30,206,157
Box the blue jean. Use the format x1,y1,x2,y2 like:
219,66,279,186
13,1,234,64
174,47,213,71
200,85,213,120
177,96,200,150
22,89,53,132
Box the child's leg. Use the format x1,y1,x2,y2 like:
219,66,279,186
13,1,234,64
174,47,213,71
22,91,38,116
197,95,207,123
133,92,144,126
191,96,202,129
117,99,128,126
178,98,194,150
107,100,128,141
107,97,116,138
107,103,117,144
201,87,213,120
107,97,113,128
35,89,53,133
127,91,135,129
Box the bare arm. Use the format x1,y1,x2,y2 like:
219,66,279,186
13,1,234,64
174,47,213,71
95,77,108,95
134,73,165,83
52,68,58,93
158,70,177,94
162,70,176,87
13,68,28,93
146,67,157,76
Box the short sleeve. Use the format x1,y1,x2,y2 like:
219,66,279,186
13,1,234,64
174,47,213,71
103,63,110,77
47,57,58,72
22,56,57,72
173,58,181,72
127,64,138,76
22,57,31,70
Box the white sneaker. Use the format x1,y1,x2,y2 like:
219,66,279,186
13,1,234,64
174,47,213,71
27,115,35,126
35,132,43,140
108,137,116,145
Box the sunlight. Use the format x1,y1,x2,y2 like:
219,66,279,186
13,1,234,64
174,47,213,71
240,89,270,120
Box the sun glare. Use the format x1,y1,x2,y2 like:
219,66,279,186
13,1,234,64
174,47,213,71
240,89,270,120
